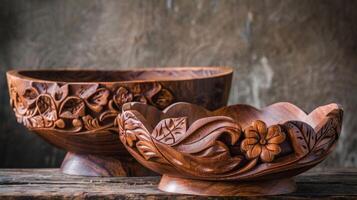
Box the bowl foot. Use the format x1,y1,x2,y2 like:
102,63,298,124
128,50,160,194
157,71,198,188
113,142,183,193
158,175,296,196
61,152,156,177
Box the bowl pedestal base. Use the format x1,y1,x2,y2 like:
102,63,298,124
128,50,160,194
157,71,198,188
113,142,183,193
60,152,156,177
158,175,296,196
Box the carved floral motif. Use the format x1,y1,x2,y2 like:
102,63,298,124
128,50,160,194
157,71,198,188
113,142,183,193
9,81,174,134
113,87,134,108
119,111,243,175
152,117,187,145
118,103,342,181
241,120,285,163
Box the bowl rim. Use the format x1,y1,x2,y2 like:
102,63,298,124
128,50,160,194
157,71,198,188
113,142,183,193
123,101,343,130
6,66,233,84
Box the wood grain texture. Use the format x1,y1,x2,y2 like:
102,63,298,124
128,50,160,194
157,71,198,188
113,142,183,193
0,168,357,199
118,102,342,195
5,67,231,176
159,175,296,196
60,152,157,177
0,0,357,168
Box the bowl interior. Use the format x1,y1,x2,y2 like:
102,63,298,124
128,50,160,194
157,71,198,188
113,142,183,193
14,67,231,82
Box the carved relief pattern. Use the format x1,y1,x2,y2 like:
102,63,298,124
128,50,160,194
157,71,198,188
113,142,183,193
118,107,342,180
284,109,343,160
241,120,285,163
119,112,244,176
9,81,174,134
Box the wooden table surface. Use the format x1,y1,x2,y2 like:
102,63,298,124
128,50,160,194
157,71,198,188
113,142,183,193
0,168,356,199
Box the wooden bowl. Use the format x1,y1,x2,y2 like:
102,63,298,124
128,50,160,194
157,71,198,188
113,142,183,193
6,67,233,176
118,102,343,196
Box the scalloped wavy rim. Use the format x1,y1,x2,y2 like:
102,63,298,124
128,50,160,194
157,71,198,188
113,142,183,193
118,102,343,181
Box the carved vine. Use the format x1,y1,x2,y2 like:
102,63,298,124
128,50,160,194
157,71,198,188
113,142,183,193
9,81,174,134
118,108,342,180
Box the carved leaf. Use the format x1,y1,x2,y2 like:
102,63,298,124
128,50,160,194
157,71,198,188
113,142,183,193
32,82,68,104
86,88,110,112
284,121,316,157
119,111,152,145
136,140,166,163
11,87,38,115
50,84,69,102
152,117,187,145
59,97,85,119
314,131,335,155
312,115,340,155
36,95,57,121
18,87,39,110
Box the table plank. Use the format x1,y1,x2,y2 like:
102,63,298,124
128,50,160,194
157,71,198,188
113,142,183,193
0,168,356,199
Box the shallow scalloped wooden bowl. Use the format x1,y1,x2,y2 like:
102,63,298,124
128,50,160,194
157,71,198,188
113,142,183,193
6,67,233,176
118,102,343,196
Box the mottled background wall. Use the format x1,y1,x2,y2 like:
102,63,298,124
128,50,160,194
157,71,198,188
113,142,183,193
0,0,356,168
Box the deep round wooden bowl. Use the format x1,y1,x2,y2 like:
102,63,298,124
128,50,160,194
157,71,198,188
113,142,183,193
118,102,343,196
6,67,233,176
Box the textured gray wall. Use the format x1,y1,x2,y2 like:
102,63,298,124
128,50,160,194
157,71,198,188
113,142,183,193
0,0,357,168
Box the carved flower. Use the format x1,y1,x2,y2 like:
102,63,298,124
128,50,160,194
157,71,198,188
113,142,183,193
59,97,85,119
113,87,133,108
49,83,69,103
36,94,57,122
241,120,285,163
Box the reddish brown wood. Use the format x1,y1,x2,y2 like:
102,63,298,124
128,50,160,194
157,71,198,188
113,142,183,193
118,102,343,196
6,67,233,177
159,175,296,196
61,152,156,176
